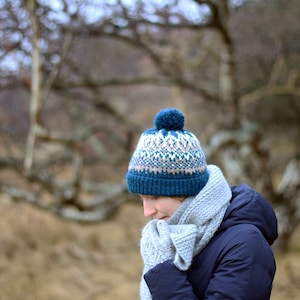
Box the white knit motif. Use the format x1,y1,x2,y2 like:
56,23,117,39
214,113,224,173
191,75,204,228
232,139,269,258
129,130,207,175
140,165,232,300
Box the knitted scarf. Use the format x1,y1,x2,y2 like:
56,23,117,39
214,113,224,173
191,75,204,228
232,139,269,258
140,165,232,300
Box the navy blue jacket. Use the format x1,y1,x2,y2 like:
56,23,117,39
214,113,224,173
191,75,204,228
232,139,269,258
144,184,278,299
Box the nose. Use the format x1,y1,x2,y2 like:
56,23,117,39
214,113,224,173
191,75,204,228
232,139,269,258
143,199,156,217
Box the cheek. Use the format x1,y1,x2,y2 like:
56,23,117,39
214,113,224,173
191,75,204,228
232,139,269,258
161,200,181,214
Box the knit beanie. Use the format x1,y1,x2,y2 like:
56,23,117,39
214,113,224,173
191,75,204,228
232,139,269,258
126,108,209,196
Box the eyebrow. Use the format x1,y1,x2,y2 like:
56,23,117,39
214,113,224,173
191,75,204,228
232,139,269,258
139,195,158,201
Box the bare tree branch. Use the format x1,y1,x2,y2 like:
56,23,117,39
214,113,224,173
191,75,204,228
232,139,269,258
24,0,42,173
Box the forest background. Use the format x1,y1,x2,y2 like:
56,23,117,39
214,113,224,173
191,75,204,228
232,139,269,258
0,0,300,299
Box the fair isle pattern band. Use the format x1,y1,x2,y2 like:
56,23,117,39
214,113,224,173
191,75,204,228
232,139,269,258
128,130,207,176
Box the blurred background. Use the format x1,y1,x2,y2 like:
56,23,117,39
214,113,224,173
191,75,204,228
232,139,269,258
0,0,300,299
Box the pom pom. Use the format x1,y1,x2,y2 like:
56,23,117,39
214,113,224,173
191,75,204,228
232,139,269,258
154,108,184,131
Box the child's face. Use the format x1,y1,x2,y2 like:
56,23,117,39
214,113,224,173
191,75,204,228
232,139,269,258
139,195,184,220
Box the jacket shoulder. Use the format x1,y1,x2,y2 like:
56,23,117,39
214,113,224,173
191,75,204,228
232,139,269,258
188,223,276,299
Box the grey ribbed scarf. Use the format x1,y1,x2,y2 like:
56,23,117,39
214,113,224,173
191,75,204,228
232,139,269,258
140,165,232,300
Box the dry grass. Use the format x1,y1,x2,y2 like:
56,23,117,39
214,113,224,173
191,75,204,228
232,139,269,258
0,195,145,300
0,195,299,300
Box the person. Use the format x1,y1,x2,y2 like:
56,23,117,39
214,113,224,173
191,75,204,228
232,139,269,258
126,108,278,300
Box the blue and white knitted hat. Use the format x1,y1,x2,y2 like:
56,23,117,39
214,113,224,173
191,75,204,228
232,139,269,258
126,108,209,196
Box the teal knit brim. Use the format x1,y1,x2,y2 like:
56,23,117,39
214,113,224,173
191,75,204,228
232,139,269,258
126,170,209,197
